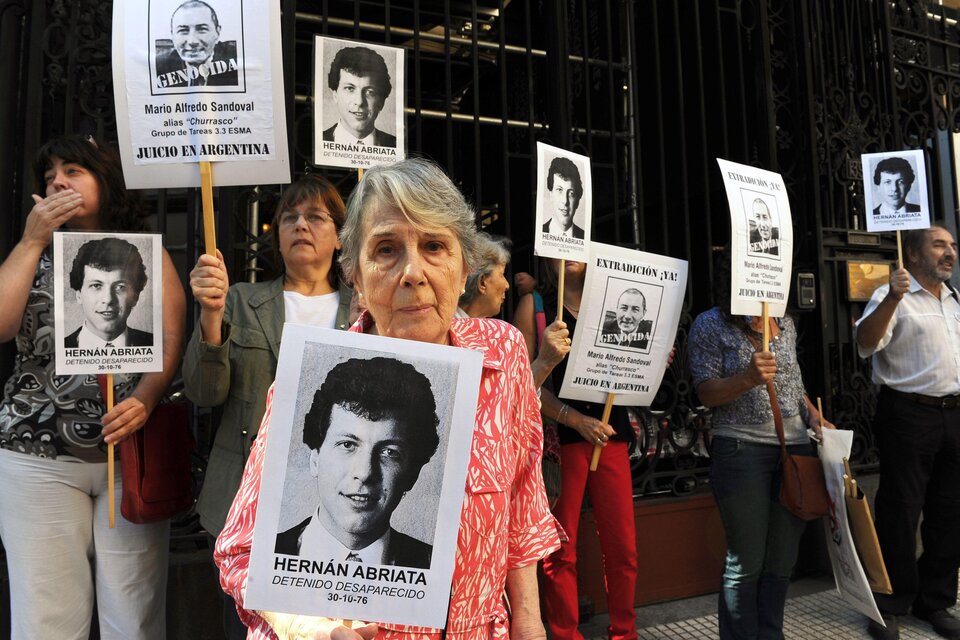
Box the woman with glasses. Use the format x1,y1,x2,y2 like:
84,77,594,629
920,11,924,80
182,174,351,640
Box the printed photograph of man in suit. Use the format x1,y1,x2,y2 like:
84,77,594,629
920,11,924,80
275,357,437,569
65,237,152,348
748,198,780,256
872,156,921,217
322,46,397,148
154,0,239,89
542,156,585,239
600,287,653,350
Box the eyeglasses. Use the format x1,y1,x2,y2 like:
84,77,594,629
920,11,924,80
279,210,333,227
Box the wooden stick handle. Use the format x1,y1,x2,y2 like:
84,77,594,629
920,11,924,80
556,259,565,324
106,373,116,529
761,301,770,352
896,230,903,269
357,168,364,180
817,396,824,429
589,393,616,471
200,161,217,256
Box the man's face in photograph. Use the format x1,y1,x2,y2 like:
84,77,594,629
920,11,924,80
878,171,910,210
332,68,386,139
76,265,140,341
753,200,773,242
310,404,416,547
549,172,579,231
171,4,220,65
616,290,645,336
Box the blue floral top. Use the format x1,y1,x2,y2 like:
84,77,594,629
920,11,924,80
0,251,137,462
688,307,809,444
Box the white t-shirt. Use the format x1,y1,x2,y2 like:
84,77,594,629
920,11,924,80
283,290,340,329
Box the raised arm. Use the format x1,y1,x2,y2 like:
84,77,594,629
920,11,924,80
695,351,776,408
855,267,910,351
0,191,84,342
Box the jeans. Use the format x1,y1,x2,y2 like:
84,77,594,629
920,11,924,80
709,437,811,640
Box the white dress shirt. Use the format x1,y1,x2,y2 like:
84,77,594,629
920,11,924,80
298,510,390,563
855,274,960,395
544,218,575,238
76,325,128,348
332,123,375,147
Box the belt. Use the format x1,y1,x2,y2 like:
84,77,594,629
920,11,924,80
883,386,960,409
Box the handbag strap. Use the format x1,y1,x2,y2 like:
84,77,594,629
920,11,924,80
741,321,788,456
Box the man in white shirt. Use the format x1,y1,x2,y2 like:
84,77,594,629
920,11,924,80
321,46,396,148
855,224,960,640
65,237,152,349
541,157,585,239
274,357,436,569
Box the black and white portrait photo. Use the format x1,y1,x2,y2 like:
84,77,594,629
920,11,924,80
245,326,482,625
274,356,438,569
594,277,661,354
314,36,405,169
746,196,781,257
64,237,154,349
534,142,592,262
53,232,164,375
598,287,653,350
861,150,930,232
542,156,585,239
151,0,245,93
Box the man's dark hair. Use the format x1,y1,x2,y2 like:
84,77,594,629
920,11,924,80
546,156,584,201
327,47,392,98
69,237,148,294
303,357,440,477
873,156,915,187
33,135,147,233
171,0,220,31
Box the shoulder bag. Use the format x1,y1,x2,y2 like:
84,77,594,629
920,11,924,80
99,376,195,523
743,325,829,520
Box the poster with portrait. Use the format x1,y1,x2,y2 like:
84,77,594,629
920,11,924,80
558,243,687,406
314,36,405,170
534,142,592,263
861,150,930,232
52,232,164,376
244,325,482,627
717,158,793,317
820,429,885,626
112,0,290,188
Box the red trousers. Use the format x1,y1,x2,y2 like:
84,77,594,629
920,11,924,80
542,440,638,640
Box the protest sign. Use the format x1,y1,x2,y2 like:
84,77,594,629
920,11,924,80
534,142,592,263
820,429,885,626
54,232,163,376
861,150,930,232
112,0,289,188
717,158,793,317
314,36,405,170
559,243,686,407
244,325,482,628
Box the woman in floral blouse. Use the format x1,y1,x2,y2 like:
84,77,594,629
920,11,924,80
215,158,560,640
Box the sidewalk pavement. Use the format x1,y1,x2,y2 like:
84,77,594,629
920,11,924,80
579,575,957,639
